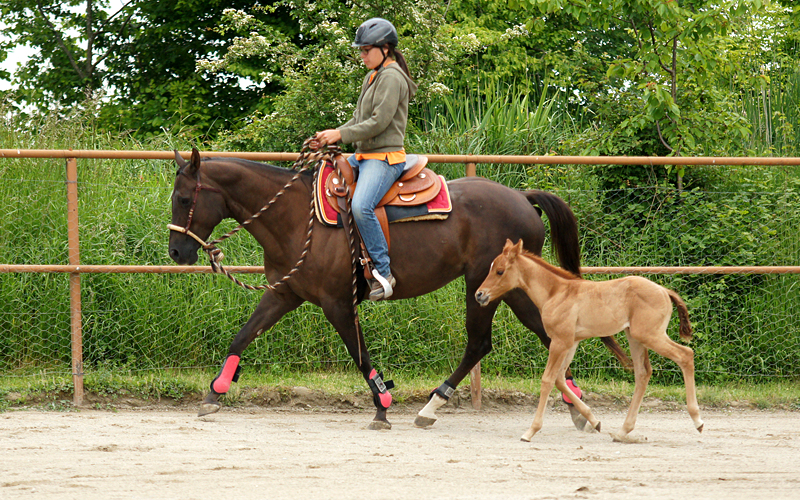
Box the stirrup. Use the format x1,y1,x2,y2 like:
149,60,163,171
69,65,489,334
369,273,396,301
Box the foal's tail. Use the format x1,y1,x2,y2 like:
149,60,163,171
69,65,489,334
668,289,693,341
526,190,633,370
525,190,581,277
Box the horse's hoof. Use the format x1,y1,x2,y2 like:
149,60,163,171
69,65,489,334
520,433,533,442
413,415,437,428
197,402,221,417
697,422,704,433
367,420,392,431
568,405,589,431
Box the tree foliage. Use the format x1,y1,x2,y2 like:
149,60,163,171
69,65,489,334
0,0,290,138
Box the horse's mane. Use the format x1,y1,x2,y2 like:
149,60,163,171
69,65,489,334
202,156,314,178
519,249,582,281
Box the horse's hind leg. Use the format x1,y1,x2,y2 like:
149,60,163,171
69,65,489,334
415,295,497,428
199,289,304,417
504,290,588,431
321,300,393,430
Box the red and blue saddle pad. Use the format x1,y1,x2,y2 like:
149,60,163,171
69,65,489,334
314,163,453,227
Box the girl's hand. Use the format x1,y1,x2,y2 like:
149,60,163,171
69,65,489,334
315,129,342,146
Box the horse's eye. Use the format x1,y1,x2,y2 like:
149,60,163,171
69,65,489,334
497,269,504,276
178,197,191,208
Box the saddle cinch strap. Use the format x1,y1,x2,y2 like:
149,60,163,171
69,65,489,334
326,154,439,252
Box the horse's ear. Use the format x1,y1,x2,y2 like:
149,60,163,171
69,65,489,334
180,147,200,176
174,150,187,169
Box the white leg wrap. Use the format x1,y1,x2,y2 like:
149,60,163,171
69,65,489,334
418,394,447,420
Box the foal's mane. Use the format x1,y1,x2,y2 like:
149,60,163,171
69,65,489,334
518,249,582,281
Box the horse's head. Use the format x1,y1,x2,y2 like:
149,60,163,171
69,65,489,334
475,239,524,306
168,148,226,265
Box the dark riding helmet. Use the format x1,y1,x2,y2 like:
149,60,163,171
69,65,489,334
352,18,398,48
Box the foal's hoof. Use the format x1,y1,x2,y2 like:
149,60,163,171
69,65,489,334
197,402,221,417
367,419,392,431
697,422,704,433
568,405,590,432
413,415,437,428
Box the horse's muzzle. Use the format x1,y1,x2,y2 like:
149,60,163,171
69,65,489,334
168,238,200,265
474,290,491,306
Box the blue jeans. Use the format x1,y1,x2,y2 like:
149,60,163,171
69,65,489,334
347,156,405,278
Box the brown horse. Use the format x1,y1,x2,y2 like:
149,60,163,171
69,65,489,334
475,239,704,442
168,148,629,429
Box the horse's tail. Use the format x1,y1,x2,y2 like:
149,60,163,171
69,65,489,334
524,190,581,277
525,190,633,370
668,289,693,342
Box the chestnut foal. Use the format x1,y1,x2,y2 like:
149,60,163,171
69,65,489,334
475,239,704,442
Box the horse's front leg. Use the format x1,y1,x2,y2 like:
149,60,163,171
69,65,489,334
415,295,497,428
322,301,393,430
198,288,304,417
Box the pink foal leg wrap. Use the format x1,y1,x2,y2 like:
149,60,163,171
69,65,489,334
211,354,241,394
562,377,583,405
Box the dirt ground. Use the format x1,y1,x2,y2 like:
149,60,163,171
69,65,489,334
1,396,798,500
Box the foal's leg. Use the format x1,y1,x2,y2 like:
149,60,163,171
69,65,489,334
610,333,652,442
522,339,574,441
415,294,497,428
199,288,305,417
553,344,601,433
641,333,704,433
503,290,588,431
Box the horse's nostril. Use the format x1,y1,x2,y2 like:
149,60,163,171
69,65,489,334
169,248,180,261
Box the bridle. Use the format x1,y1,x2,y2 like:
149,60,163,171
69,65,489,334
167,172,222,251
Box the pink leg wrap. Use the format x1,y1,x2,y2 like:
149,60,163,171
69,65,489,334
562,378,583,405
211,355,240,394
378,392,393,408
368,369,393,409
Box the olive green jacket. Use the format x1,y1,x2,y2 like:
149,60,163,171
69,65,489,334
338,62,418,154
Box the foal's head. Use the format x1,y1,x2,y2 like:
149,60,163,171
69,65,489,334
475,239,526,306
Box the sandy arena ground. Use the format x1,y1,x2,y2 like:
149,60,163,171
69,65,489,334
1,404,798,500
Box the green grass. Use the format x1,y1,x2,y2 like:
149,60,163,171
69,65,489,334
2,370,799,412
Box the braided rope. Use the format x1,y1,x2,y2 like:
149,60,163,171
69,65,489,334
204,139,340,291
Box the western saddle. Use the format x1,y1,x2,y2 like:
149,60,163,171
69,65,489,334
325,153,438,274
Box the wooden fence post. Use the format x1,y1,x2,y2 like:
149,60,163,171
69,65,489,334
65,157,83,406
